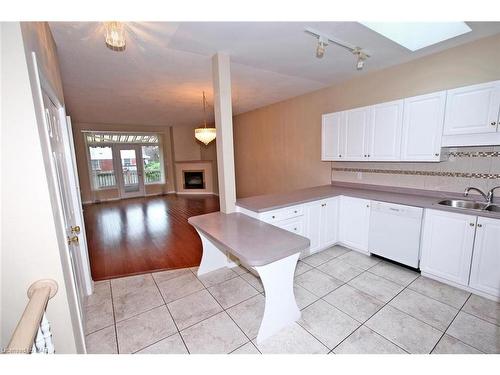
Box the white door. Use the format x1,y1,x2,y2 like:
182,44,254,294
420,209,476,286
321,112,344,160
344,106,371,161
41,91,88,315
367,100,404,161
469,216,500,297
444,81,500,136
305,202,322,254
338,196,370,252
116,145,145,199
401,91,446,161
320,197,339,247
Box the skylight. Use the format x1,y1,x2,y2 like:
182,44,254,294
360,22,472,51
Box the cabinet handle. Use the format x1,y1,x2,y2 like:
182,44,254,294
367,154,370,157
366,204,370,208
470,222,475,227
491,122,497,126
272,215,275,219
434,153,440,157
294,210,298,213
338,154,342,158
321,203,326,207
294,227,297,231
477,223,483,228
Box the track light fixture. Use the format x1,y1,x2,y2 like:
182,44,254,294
316,36,329,58
305,27,371,70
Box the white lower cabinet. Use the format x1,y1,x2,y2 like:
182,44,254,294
304,197,339,254
469,216,500,297
338,196,370,252
420,209,476,286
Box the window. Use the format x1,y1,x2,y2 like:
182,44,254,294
142,145,163,184
89,146,116,189
85,132,165,191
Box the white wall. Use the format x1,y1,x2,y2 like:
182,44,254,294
1,22,80,353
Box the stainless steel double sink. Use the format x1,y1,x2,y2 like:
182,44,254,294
438,199,500,212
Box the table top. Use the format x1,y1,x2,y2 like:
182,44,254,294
188,212,310,267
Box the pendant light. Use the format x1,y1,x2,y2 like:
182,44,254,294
194,91,216,145
104,22,126,51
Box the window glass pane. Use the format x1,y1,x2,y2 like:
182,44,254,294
89,146,116,189
142,145,163,184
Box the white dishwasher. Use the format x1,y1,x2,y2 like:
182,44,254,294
368,201,423,268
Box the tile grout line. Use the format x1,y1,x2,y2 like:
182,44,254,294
203,281,257,353
151,273,191,354
108,280,120,354
428,293,486,354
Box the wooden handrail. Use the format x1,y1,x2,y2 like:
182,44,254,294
5,279,58,354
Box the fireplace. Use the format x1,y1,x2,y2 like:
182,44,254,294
183,170,205,189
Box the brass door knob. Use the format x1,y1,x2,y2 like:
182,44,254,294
67,235,79,245
71,225,81,234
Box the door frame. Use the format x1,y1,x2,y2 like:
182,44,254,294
114,144,146,199
30,52,90,352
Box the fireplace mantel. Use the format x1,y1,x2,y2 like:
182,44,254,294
174,160,214,194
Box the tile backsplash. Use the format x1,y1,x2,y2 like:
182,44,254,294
331,146,500,194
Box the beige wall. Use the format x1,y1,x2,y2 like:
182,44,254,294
1,22,81,353
233,33,500,198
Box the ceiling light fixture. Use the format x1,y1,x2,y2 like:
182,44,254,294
194,91,216,146
316,36,329,58
104,21,126,51
305,27,371,70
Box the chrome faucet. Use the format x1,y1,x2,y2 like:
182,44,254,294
487,186,500,204
464,187,489,202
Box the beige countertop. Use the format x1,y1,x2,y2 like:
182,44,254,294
236,182,500,219
188,212,310,267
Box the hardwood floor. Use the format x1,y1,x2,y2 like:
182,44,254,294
83,194,220,281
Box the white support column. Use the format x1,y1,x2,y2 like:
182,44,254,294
212,53,236,213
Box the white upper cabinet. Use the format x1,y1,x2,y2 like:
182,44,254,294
344,106,372,161
367,100,404,161
469,216,500,297
444,81,500,136
401,91,446,162
338,196,370,252
321,112,345,161
420,209,476,286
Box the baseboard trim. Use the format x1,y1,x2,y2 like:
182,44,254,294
175,192,216,195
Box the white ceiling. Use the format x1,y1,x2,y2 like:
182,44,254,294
49,22,500,127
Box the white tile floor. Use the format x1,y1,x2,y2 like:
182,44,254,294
84,246,500,354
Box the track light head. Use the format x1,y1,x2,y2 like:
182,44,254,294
316,36,329,59
353,48,368,70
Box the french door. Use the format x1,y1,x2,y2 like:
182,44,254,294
115,144,145,198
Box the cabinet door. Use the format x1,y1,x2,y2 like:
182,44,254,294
304,202,322,254
338,196,370,252
401,91,446,161
420,209,476,286
322,112,345,161
320,197,339,247
367,100,404,161
344,106,371,160
444,81,500,136
469,217,500,297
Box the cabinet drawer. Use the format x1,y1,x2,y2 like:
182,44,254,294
273,217,306,236
260,205,304,223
